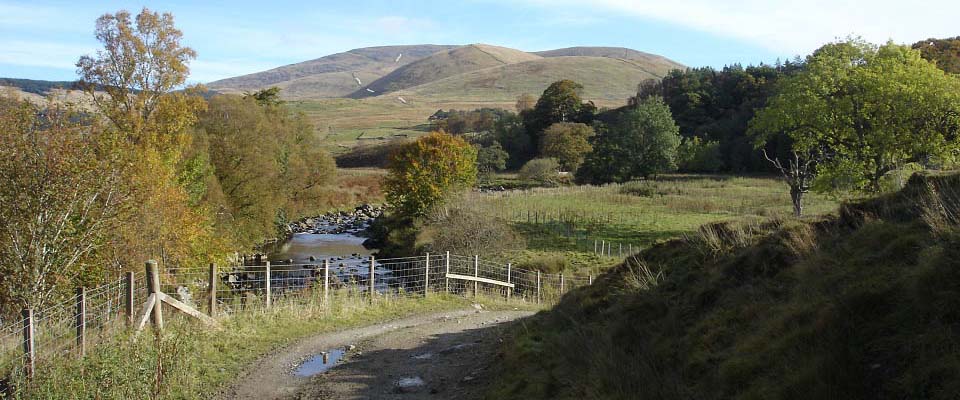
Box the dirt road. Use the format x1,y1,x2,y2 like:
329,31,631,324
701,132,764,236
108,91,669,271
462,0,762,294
221,309,533,399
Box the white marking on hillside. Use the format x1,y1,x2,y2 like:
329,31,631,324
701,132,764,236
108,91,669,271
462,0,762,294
397,96,407,104
395,53,402,63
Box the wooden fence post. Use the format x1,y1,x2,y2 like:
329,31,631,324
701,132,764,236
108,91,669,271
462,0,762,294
536,271,541,304
323,259,330,305
125,271,134,326
619,243,622,258
22,308,34,379
589,275,593,285
146,260,163,331
264,261,271,310
473,255,479,298
208,263,217,317
560,274,565,294
76,287,86,357
506,263,512,301
445,252,450,294
601,240,605,257
369,256,375,302
424,253,430,296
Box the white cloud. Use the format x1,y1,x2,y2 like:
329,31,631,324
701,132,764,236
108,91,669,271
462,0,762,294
517,0,960,54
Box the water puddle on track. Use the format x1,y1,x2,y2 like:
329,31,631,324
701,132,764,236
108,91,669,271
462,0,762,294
294,349,346,377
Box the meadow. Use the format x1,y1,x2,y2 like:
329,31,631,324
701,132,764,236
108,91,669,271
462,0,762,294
469,174,840,273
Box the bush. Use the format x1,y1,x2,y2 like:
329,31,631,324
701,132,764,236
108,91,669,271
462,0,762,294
677,136,724,172
417,200,524,257
518,158,561,186
619,181,660,197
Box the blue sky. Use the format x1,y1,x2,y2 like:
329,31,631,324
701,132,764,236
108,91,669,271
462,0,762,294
1,0,958,83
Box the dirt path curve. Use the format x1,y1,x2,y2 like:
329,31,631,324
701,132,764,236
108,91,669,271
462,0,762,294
221,309,533,400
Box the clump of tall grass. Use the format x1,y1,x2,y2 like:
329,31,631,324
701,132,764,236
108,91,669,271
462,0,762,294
623,256,663,291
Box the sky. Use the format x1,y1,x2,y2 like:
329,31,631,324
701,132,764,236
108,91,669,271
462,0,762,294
1,0,958,84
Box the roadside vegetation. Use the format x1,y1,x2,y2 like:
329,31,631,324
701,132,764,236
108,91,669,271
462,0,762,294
11,292,534,399
487,172,960,400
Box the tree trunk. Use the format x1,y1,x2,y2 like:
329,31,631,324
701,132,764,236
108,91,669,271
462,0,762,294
790,186,804,217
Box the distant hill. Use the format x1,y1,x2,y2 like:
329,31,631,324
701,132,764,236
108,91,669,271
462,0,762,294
207,44,684,102
395,55,677,103
206,45,458,99
348,44,542,98
0,78,80,95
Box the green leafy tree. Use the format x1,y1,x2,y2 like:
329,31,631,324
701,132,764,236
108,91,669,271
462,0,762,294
750,38,960,193
384,132,478,218
578,97,681,183
519,158,561,186
524,80,596,151
540,122,595,172
476,142,509,177
677,136,724,172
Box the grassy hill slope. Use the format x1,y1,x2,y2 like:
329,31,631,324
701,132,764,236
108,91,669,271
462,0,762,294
396,55,677,102
349,44,541,98
489,172,960,399
206,44,458,97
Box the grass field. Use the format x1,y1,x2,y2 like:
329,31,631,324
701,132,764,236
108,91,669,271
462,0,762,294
470,175,840,273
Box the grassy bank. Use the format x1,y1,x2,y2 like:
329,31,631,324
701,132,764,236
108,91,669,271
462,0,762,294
487,172,960,399
10,292,536,399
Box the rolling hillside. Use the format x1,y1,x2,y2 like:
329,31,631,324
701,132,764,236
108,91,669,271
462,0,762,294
206,44,458,98
395,55,676,102
207,44,683,101
348,44,542,98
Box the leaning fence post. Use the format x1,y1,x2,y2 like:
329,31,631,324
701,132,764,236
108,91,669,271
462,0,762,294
146,260,163,331
265,261,272,310
506,263,512,301
22,308,34,379
473,255,479,298
424,253,430,296
323,259,330,305
369,256,375,302
125,271,134,326
536,271,541,304
208,263,217,317
445,251,450,294
76,286,86,357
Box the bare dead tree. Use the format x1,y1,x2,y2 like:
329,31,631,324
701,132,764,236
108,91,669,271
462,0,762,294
763,149,817,217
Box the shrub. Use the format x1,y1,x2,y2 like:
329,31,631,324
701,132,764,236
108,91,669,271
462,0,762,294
677,136,724,172
417,200,524,257
518,158,561,186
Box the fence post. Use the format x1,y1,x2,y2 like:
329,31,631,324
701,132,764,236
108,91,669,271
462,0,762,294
560,274,565,294
445,251,450,294
76,286,86,357
146,260,163,331
506,263,512,301
589,274,593,285
619,243,622,258
369,256,375,302
594,240,598,255
125,271,134,326
601,240,605,257
324,259,330,305
208,263,217,317
22,308,34,379
473,255,479,298
265,261,272,310
424,253,430,297
536,271,541,304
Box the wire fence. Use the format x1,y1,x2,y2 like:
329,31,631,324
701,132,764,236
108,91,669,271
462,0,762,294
0,252,593,384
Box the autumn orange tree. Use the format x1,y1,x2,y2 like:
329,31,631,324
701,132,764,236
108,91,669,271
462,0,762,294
383,132,478,218
77,8,225,271
0,98,124,312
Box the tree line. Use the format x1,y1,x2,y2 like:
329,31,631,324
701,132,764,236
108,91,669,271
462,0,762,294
0,9,336,314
